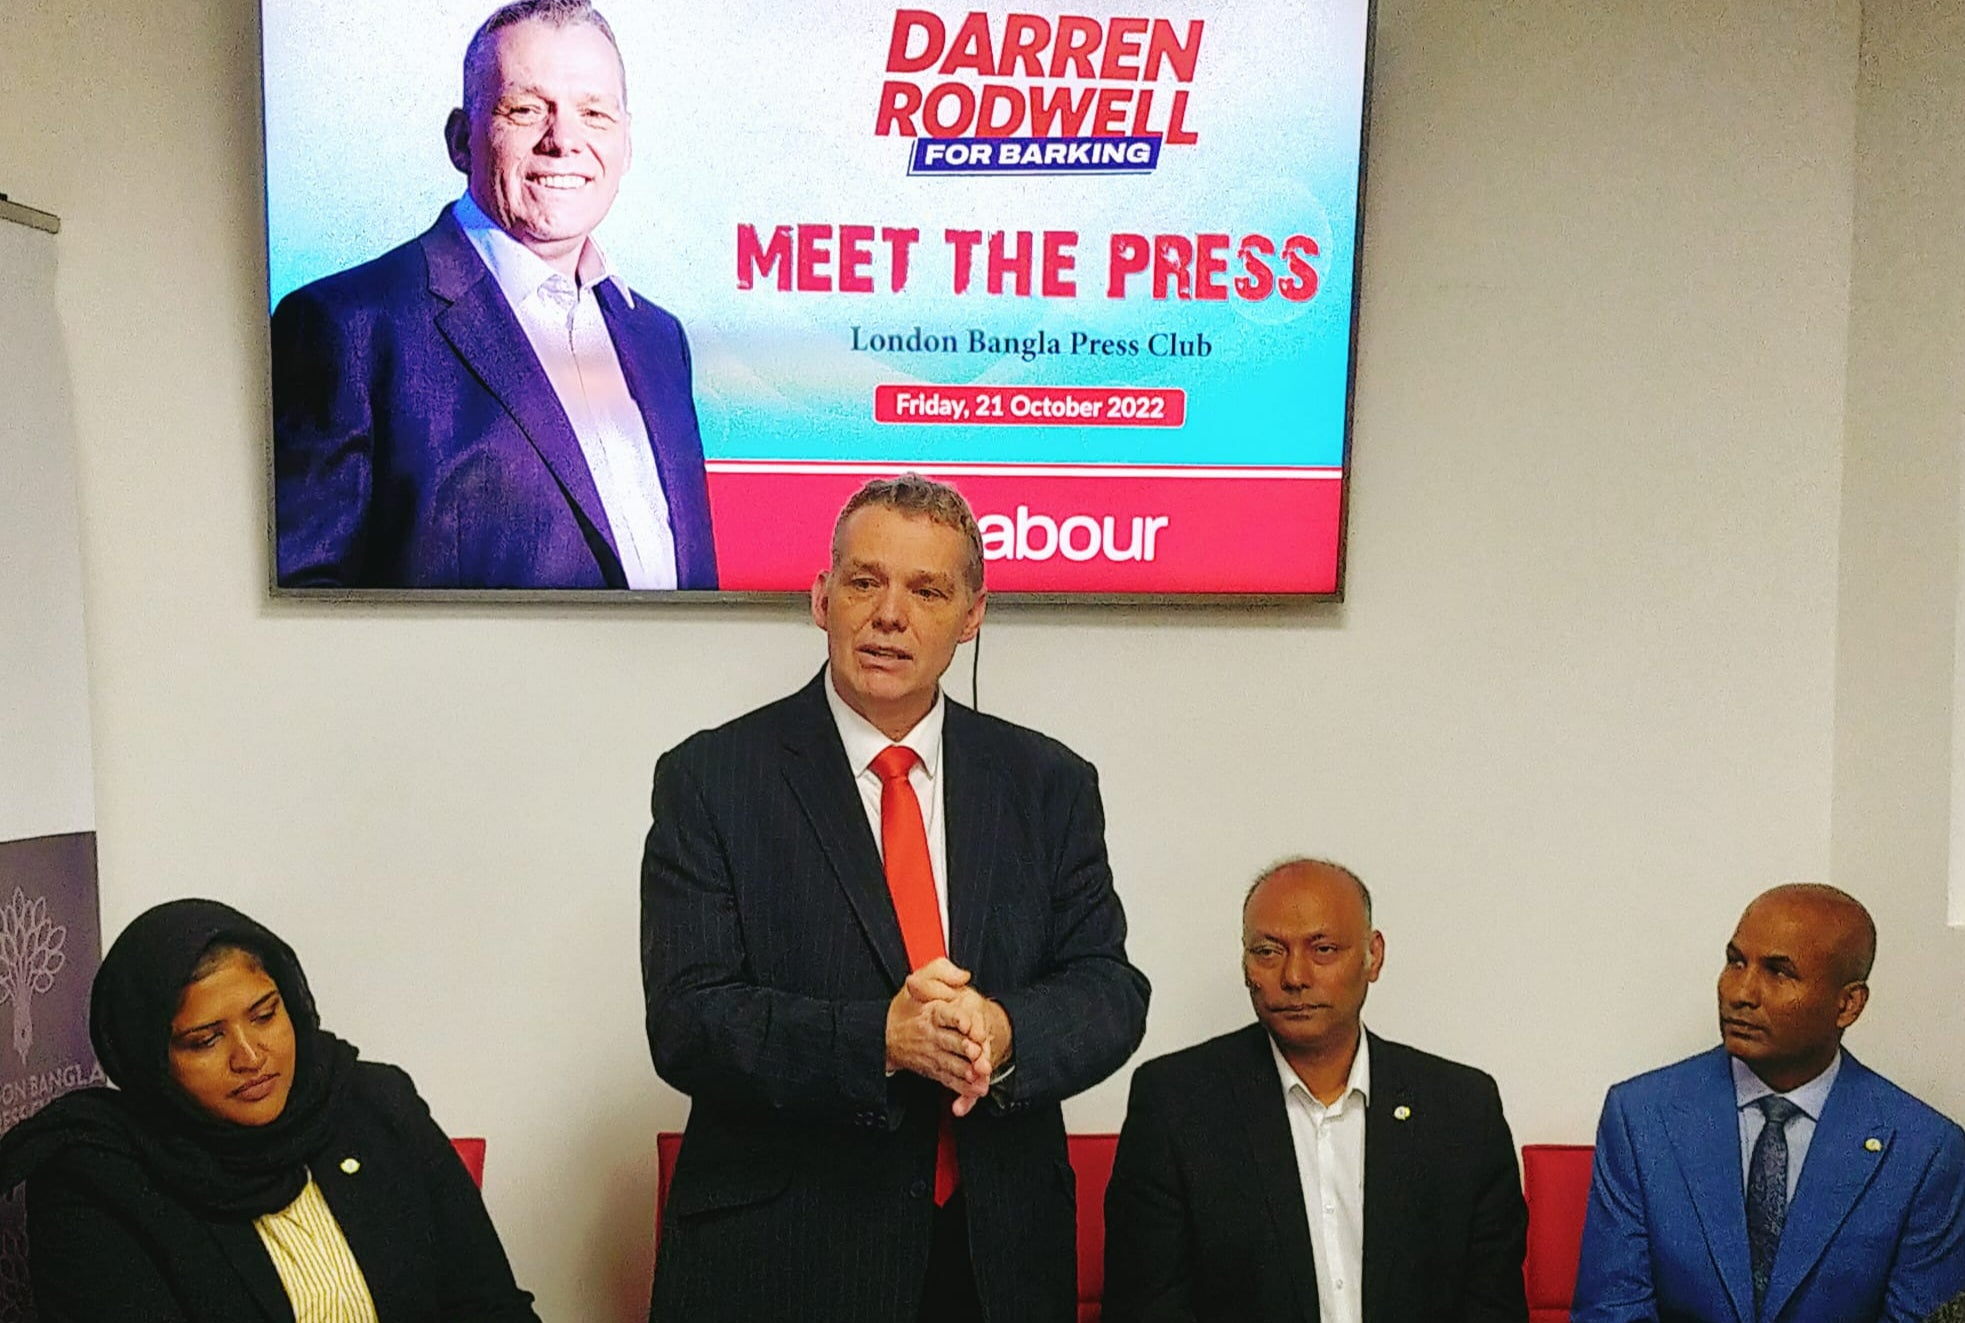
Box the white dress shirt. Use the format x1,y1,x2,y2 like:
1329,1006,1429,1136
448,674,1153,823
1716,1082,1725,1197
823,676,950,940
1271,1030,1370,1323
452,193,679,589
1733,1050,1841,1201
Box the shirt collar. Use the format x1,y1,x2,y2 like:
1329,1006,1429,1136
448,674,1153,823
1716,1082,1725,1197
1269,1026,1371,1112
823,672,944,781
452,192,632,308
1731,1049,1842,1122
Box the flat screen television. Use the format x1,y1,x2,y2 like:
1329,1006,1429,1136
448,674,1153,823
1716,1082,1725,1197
260,1,1373,599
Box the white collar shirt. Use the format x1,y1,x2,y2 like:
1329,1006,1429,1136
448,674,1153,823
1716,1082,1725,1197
1733,1050,1841,1202
452,192,678,589
823,676,950,942
1270,1029,1371,1323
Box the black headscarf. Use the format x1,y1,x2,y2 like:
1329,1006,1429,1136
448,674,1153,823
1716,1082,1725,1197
0,898,358,1218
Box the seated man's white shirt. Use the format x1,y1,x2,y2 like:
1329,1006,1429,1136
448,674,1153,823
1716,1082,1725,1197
1271,1029,1369,1323
454,192,678,589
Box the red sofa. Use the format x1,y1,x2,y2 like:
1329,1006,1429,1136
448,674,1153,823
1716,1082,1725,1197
655,1133,1594,1322
1523,1143,1595,1323
654,1132,1115,1320
450,1135,487,1188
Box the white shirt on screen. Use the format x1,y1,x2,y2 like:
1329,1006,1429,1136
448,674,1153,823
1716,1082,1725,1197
1733,1050,1841,1201
824,676,949,940
452,192,678,589
1270,1029,1369,1323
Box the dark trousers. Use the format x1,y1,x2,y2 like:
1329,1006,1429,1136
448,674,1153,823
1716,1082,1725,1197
916,1190,983,1323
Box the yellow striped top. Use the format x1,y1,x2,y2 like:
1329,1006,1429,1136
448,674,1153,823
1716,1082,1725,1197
252,1175,380,1323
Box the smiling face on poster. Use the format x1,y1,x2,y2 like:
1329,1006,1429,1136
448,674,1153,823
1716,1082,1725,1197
261,0,1373,598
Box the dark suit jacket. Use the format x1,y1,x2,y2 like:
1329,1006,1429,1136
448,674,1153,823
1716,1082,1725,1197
24,1062,537,1322
1575,1047,1965,1323
640,672,1150,1323
271,206,717,590
1102,1024,1529,1323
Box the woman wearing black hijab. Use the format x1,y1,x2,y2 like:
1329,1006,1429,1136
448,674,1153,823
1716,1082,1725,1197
0,899,539,1322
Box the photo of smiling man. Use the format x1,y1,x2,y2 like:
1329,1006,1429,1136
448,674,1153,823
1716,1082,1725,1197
271,0,716,591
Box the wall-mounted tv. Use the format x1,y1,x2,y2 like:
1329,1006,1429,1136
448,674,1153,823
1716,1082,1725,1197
261,1,1372,599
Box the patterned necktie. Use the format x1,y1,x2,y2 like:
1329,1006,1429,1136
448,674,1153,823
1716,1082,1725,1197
871,746,959,1205
1747,1094,1803,1309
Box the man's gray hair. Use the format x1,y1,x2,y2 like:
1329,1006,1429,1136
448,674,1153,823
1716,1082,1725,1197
1243,857,1374,927
463,0,625,118
831,473,987,596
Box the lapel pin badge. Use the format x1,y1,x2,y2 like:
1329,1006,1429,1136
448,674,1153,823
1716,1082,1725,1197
1865,1138,1882,1153
340,1157,361,1174
1393,1105,1411,1121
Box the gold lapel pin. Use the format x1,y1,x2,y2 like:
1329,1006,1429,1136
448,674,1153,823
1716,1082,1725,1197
1865,1138,1882,1153
1393,1105,1411,1121
340,1157,361,1174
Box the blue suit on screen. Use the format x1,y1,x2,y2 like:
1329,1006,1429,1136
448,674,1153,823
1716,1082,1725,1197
1574,1046,1965,1323
271,205,718,590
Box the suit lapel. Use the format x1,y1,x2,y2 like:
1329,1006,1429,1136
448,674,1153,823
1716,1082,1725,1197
1362,1035,1424,1320
780,675,910,987
598,283,715,588
1761,1057,1892,1323
420,210,625,581
1228,1026,1322,1323
940,702,1002,966
1666,1054,1755,1323
313,1143,417,1319
210,1217,295,1322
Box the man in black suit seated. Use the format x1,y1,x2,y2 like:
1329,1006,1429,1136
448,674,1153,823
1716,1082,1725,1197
641,473,1150,1323
1103,858,1528,1322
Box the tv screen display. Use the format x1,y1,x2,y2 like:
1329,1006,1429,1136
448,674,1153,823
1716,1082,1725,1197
261,1,1372,598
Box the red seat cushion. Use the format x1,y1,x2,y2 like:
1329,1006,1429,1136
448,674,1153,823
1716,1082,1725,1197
449,1136,486,1189
1071,1134,1118,1321
1523,1143,1595,1314
655,1131,683,1245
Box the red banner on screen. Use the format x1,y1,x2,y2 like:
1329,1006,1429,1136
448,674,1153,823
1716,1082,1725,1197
705,461,1344,594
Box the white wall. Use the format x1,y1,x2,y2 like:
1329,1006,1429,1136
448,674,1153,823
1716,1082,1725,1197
1833,0,1965,1108
8,0,1963,1318
0,219,95,844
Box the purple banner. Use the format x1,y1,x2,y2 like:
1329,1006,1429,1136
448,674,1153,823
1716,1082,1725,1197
0,833,103,1320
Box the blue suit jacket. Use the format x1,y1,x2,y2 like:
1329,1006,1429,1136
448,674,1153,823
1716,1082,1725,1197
1574,1046,1965,1323
271,206,717,590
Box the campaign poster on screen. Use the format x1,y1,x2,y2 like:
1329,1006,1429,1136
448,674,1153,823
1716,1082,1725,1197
262,1,1371,597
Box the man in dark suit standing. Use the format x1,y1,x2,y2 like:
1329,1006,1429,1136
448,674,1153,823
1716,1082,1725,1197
272,0,716,590
1103,859,1528,1323
641,474,1149,1323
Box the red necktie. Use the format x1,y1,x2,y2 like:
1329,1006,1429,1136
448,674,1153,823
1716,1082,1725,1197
871,745,960,1205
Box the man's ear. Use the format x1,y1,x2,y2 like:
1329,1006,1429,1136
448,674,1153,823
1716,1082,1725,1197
444,109,471,174
1835,981,1869,1031
809,572,830,630
958,589,988,644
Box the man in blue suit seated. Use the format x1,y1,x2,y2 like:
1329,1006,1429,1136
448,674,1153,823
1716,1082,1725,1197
1575,884,1965,1323
272,0,717,590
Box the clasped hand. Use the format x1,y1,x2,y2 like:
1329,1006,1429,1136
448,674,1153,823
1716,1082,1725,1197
884,958,1012,1116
